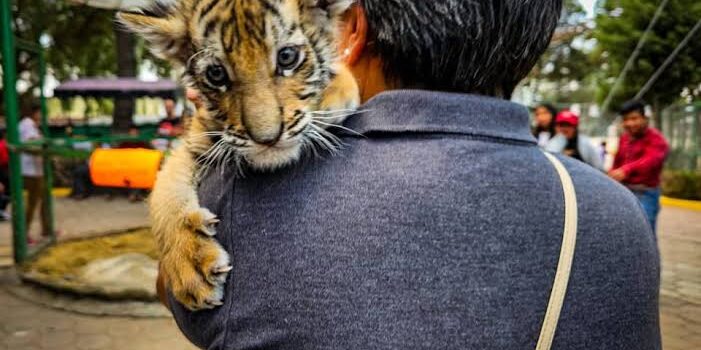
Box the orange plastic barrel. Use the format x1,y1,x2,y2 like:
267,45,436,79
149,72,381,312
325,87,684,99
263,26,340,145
89,149,163,189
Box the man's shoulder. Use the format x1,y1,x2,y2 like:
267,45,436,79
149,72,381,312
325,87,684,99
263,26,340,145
648,127,664,136
560,154,632,199
550,157,659,350
647,127,668,143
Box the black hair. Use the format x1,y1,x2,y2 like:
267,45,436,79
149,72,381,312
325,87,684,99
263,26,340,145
564,131,582,161
619,99,646,117
533,103,558,138
360,0,563,98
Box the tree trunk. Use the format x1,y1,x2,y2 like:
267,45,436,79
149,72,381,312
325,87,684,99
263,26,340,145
113,21,136,133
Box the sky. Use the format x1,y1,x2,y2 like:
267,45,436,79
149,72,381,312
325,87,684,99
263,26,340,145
580,0,598,18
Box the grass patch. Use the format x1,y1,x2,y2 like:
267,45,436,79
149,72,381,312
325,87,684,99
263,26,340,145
26,228,159,279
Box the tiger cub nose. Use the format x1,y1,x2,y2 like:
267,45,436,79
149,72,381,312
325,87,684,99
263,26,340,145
248,123,283,146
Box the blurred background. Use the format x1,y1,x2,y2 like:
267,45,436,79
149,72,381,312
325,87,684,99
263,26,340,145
0,0,699,349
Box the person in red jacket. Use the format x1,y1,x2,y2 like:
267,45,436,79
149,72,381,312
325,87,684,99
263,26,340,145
609,100,669,235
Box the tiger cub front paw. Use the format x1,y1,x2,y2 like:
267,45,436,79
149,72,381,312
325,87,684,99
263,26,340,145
161,208,232,311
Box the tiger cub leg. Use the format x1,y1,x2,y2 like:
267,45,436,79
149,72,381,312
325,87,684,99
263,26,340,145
149,118,232,311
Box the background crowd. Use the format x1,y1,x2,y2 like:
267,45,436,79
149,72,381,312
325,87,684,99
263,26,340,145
533,99,670,234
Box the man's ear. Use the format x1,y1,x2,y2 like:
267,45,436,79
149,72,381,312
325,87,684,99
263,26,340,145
339,4,368,66
117,6,189,65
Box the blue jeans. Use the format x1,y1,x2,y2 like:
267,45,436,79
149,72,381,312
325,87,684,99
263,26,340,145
634,188,661,236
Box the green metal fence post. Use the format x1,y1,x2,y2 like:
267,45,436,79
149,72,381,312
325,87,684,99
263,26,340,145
38,44,55,242
0,0,28,263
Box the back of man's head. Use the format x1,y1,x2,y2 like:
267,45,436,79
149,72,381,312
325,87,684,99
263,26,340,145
360,0,563,98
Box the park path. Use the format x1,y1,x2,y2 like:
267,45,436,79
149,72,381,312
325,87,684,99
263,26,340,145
0,196,149,267
658,206,701,349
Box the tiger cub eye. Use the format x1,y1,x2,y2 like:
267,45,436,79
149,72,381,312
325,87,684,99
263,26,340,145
277,46,302,72
206,64,229,87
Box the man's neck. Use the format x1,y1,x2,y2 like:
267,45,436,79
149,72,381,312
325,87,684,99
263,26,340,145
349,55,394,103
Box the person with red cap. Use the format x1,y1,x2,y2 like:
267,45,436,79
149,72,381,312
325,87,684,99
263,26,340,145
545,110,604,170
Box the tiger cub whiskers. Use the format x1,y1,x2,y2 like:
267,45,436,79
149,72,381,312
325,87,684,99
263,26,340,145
189,106,366,179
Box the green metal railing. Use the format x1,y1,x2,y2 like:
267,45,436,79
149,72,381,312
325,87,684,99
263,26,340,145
1,0,180,264
1,0,56,263
661,103,701,172
1,0,27,262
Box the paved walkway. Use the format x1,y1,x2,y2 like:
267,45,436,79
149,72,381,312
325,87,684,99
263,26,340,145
0,196,698,349
658,207,701,349
0,196,149,267
0,196,196,350
0,270,197,350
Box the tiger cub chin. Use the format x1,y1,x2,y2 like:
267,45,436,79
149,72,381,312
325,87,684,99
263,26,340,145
119,0,359,311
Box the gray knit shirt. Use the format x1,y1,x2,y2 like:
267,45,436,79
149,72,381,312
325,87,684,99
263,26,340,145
170,90,661,350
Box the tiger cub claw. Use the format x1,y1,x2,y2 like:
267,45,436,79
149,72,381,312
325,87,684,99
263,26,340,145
187,207,220,237
163,207,232,311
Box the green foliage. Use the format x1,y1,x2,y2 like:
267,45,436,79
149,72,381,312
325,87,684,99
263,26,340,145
135,38,173,79
593,0,701,111
4,0,170,111
13,1,116,89
526,0,598,102
662,170,701,200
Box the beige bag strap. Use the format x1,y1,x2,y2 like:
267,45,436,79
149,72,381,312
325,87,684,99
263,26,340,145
536,152,578,350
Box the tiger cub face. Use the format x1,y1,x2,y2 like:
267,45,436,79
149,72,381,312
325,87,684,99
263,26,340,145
119,0,357,169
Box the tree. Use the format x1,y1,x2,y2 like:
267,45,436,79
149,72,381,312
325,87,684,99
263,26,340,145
10,0,117,106
114,22,137,132
2,0,169,130
593,0,701,118
524,0,598,103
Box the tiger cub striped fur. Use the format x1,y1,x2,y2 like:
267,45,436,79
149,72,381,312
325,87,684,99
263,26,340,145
119,0,359,311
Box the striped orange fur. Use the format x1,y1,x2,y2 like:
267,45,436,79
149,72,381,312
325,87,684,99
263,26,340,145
119,0,359,310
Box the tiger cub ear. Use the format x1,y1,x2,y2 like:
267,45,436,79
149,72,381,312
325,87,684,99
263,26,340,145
117,5,189,64
307,0,356,16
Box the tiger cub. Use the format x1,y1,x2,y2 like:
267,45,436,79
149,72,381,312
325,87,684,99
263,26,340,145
119,0,359,311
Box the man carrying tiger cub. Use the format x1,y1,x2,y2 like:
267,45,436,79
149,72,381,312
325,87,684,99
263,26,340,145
121,0,660,349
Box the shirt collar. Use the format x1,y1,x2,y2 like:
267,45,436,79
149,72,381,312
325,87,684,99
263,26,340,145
344,90,536,144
